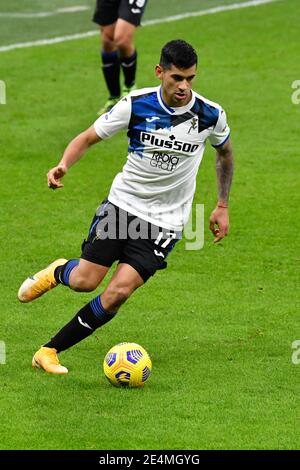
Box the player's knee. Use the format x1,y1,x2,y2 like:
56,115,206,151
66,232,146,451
105,283,133,309
112,284,133,304
114,35,133,55
101,33,115,51
70,275,99,293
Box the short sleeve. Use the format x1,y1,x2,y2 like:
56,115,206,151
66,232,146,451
93,96,131,140
208,108,230,148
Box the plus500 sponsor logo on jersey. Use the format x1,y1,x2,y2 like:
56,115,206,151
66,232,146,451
141,132,199,153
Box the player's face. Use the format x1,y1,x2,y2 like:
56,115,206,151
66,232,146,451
155,64,197,107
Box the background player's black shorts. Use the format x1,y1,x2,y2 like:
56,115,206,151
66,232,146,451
81,199,181,282
93,0,147,27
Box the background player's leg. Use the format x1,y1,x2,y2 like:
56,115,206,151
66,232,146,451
114,19,137,94
98,23,121,114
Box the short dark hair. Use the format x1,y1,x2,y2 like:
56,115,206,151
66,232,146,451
159,40,198,70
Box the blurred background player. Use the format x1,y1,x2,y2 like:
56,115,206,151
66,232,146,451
93,0,148,115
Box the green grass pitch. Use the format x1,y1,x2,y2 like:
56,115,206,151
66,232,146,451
1,0,300,450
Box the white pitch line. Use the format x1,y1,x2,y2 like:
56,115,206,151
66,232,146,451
0,31,99,53
0,6,90,18
0,0,281,53
143,0,281,25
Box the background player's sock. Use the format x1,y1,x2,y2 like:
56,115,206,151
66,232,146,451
44,295,116,352
121,50,137,88
54,259,79,286
101,50,121,98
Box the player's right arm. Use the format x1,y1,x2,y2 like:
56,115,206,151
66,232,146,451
48,95,131,189
47,125,101,189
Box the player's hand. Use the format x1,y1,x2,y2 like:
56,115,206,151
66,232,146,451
47,164,67,189
209,206,229,243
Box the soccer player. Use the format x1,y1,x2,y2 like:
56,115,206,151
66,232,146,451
93,0,148,115
18,40,233,374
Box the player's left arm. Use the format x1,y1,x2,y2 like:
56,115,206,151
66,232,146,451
209,139,234,243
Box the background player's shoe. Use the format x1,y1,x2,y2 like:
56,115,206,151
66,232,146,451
18,258,68,303
32,347,68,374
122,84,136,97
97,96,119,116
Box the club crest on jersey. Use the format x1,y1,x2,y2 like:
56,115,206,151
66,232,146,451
140,131,199,154
188,117,198,134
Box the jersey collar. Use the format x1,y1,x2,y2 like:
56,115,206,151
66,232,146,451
157,86,196,115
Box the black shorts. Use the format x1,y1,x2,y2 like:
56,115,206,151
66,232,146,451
81,199,181,282
93,0,147,27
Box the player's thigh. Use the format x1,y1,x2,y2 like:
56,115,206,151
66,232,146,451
113,19,136,52
110,262,144,290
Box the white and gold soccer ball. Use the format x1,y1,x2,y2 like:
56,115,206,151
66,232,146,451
103,342,152,387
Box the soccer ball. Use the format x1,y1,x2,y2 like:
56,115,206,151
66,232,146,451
103,342,152,387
